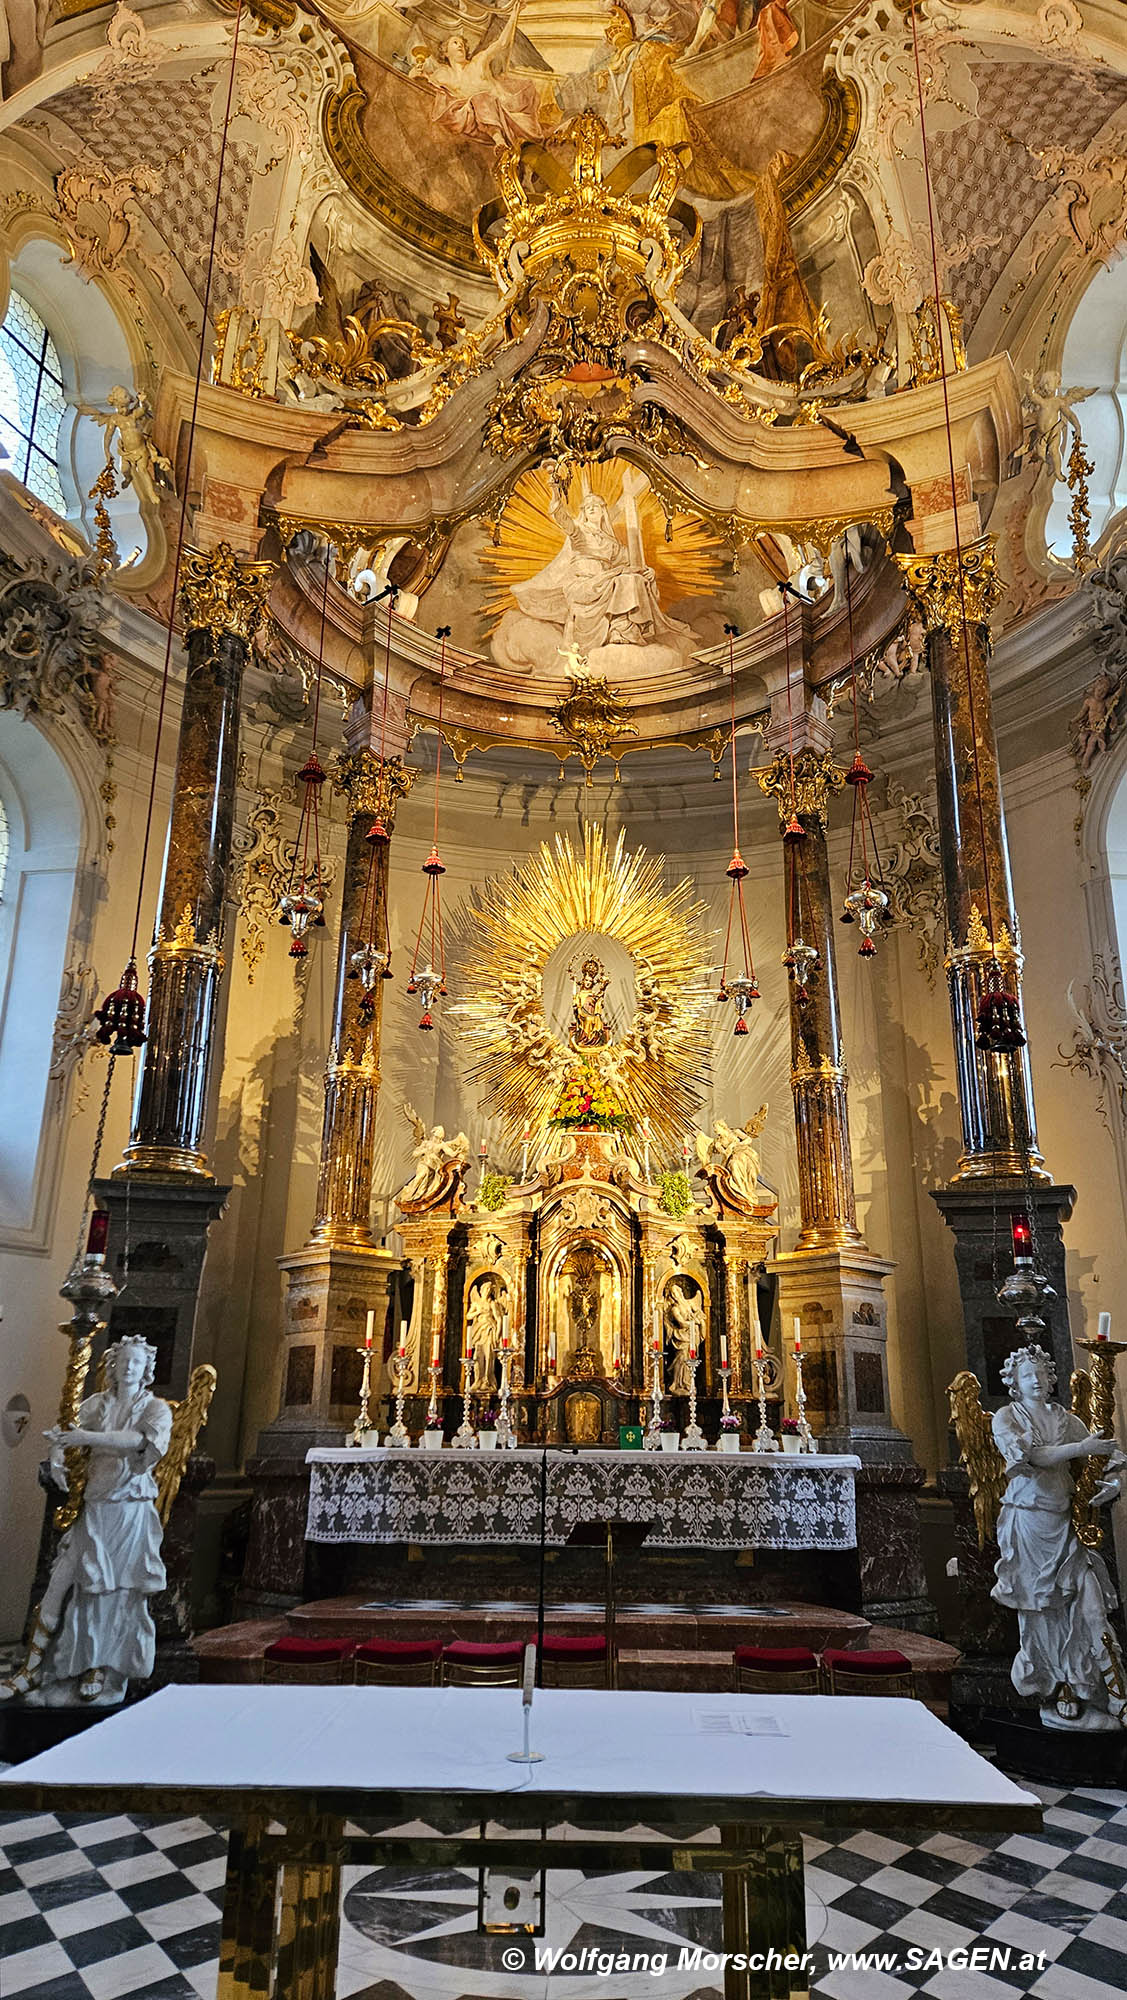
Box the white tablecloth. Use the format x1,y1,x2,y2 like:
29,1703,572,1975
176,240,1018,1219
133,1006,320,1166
303,1446,861,1550
0,1686,1039,1829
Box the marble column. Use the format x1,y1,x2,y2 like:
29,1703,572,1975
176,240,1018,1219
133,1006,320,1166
896,535,1045,1183
758,748,860,1254
256,750,416,1473
100,544,271,1398
121,542,273,1179
309,751,418,1246
760,747,911,1466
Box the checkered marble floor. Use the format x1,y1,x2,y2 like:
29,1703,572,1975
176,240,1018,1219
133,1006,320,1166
2,1780,1126,1998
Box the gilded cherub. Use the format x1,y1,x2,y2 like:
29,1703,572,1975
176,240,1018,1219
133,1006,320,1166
81,385,174,510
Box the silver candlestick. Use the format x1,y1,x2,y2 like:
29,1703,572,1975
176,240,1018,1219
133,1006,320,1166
719,1366,732,1422
350,1345,377,1448
425,1356,441,1429
453,1354,477,1449
681,1350,705,1450
752,1349,778,1452
386,1351,411,1448
793,1343,816,1454
497,1347,517,1448
644,1344,664,1449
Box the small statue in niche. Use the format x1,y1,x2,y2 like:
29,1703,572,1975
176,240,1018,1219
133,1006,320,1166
0,1339,214,1707
398,1104,470,1215
665,1277,706,1396
951,1345,1127,1732
466,1274,507,1395
567,955,614,1051
1070,670,1123,775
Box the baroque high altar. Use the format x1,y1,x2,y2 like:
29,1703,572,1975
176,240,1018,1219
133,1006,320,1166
389,828,782,1445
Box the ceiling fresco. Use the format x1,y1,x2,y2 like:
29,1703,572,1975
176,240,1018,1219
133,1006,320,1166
318,1,862,277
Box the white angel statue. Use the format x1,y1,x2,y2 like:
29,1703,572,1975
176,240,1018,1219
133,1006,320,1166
951,1345,1127,1732
397,1103,470,1215
0,1339,215,1707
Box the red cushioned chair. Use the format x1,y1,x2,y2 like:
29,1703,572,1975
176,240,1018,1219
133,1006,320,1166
821,1648,915,1698
733,1646,821,1696
538,1634,610,1690
354,1638,443,1687
262,1636,357,1685
442,1639,526,1687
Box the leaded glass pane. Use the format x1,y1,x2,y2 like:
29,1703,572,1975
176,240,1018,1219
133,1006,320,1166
0,294,67,513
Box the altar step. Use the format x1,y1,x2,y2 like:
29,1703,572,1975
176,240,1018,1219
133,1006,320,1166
191,1600,960,1709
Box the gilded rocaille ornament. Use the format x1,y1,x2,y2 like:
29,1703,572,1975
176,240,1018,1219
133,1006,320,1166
454,824,713,1161
178,543,274,644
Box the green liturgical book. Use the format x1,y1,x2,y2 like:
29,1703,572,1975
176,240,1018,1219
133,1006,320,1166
619,1425,643,1451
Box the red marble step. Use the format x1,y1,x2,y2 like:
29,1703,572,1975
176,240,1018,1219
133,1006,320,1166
282,1595,871,1654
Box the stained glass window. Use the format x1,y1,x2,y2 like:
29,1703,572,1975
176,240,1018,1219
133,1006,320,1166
0,292,67,514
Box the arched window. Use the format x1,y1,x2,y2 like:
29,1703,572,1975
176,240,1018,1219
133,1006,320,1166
1045,258,1127,559
0,291,67,515
0,714,83,1249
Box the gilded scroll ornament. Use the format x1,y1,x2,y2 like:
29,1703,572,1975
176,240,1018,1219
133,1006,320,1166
333,750,419,830
757,750,847,829
895,535,1002,639
178,543,274,644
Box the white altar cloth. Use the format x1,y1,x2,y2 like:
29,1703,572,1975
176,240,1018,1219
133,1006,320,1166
304,1445,862,1551
0,1685,1039,1830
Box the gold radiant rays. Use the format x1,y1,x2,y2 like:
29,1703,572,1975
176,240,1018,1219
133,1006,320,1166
453,823,714,1159
479,462,726,632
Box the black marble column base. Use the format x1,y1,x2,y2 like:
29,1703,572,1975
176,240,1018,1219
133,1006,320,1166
92,1176,230,1399
854,1462,937,1634
981,1709,1127,1785
931,1183,1077,1398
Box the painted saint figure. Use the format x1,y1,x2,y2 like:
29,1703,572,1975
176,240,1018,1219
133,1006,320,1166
991,1346,1127,1731
567,956,613,1051
0,1337,172,1707
414,7,550,147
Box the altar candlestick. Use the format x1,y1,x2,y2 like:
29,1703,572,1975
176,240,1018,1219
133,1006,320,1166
792,1313,802,1356
430,1326,441,1368
364,1309,375,1350
1098,1312,1112,1343
720,1331,729,1367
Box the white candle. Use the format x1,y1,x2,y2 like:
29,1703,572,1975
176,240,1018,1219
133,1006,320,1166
793,1313,802,1356
364,1309,375,1350
1098,1311,1112,1343
430,1328,441,1366
720,1332,729,1367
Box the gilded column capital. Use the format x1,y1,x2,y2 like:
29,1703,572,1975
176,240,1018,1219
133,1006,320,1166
334,750,420,831
894,534,1001,639
179,542,274,644
757,749,846,830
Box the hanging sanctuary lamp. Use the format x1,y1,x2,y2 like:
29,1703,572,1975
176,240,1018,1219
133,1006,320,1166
716,623,760,1033
277,543,331,956
778,592,819,1003
406,626,452,1031
840,564,891,956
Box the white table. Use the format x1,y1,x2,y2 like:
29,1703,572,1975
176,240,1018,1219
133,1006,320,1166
0,1684,1038,2000
305,1445,862,1549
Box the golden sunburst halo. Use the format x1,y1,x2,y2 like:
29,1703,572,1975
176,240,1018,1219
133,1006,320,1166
453,823,714,1158
479,463,726,634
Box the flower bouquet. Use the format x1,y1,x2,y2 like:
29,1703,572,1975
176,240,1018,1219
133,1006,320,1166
477,1405,499,1448
718,1411,741,1454
781,1415,802,1455
549,1062,630,1133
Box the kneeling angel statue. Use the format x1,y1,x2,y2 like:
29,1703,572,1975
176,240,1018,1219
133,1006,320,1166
951,1344,1127,1731
0,1338,215,1707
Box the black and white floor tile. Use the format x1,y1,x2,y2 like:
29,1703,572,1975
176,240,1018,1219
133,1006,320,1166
2,1781,1127,1997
